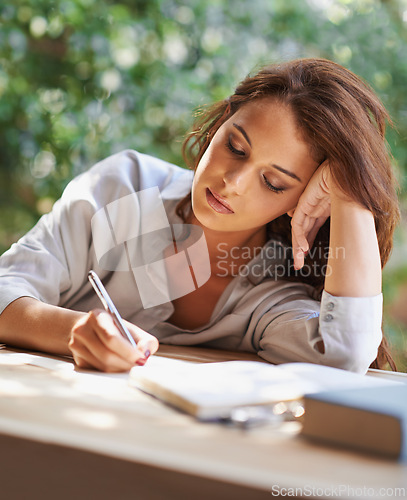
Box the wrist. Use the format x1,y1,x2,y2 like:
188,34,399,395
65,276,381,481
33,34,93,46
330,185,371,214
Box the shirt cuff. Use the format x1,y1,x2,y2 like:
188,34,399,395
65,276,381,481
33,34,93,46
319,290,383,373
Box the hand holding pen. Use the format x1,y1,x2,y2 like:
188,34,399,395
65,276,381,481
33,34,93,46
88,271,138,349
68,271,158,372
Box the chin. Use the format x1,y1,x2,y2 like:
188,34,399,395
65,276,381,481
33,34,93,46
193,209,233,232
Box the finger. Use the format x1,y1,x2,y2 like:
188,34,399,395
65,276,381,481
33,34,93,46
291,213,311,253
73,356,93,370
291,230,305,270
294,252,305,271
132,337,156,359
73,311,144,371
69,314,102,365
84,335,137,372
90,310,145,362
291,215,316,269
70,323,115,372
73,349,106,372
307,216,328,250
126,322,159,359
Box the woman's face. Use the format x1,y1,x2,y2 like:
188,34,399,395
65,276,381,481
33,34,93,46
191,98,319,235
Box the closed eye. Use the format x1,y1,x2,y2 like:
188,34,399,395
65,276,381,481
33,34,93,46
226,137,245,157
262,175,285,194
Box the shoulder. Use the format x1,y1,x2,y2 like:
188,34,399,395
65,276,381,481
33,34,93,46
62,149,193,207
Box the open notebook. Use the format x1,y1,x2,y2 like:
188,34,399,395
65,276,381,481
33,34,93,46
129,356,400,420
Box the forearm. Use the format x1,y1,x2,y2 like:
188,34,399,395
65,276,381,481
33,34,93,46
324,192,381,297
0,297,84,356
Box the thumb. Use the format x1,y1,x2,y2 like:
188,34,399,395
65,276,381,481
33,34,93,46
136,336,159,358
127,322,159,358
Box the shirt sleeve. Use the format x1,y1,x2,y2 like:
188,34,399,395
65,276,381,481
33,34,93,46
0,150,143,314
255,286,383,374
0,150,192,316
0,171,102,313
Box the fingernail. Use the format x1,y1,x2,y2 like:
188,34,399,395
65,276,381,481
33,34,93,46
136,359,146,366
144,350,151,359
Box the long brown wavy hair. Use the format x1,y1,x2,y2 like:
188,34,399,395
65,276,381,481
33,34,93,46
179,58,400,370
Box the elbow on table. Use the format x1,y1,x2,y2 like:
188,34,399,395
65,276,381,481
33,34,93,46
320,333,381,374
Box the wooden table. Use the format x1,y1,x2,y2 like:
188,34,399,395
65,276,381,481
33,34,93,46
0,345,406,500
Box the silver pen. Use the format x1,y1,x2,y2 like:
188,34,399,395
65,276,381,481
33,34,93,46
88,270,138,349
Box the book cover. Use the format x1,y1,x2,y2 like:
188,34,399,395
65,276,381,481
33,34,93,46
301,385,407,461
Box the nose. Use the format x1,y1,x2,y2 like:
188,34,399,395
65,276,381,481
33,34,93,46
222,164,252,195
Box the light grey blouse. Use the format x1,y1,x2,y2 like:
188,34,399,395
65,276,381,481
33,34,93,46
0,150,383,373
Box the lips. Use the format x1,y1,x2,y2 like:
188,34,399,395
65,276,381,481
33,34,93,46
206,188,234,214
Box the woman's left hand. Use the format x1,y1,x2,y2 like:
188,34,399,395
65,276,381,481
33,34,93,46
290,161,332,270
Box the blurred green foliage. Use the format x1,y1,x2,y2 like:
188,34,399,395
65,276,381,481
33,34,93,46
1,0,407,367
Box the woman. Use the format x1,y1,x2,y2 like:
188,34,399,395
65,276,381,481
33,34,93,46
0,58,399,373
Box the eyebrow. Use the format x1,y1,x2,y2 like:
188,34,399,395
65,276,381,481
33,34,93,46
232,122,302,183
271,164,302,183
233,123,252,147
